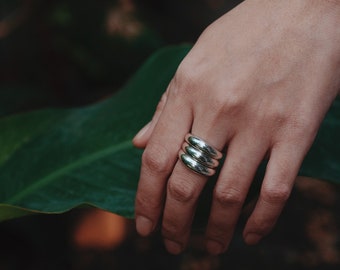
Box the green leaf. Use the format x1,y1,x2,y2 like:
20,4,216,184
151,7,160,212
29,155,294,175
0,45,339,222
0,45,190,221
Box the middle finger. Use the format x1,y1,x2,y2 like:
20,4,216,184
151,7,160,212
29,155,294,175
205,130,268,254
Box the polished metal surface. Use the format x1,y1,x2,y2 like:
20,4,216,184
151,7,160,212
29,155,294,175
182,142,219,168
179,151,216,176
185,134,222,159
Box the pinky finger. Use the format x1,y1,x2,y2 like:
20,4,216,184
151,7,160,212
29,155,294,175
243,142,308,245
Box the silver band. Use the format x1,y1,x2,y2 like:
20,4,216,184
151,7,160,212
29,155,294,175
185,134,222,159
182,142,219,168
179,151,215,176
179,133,223,177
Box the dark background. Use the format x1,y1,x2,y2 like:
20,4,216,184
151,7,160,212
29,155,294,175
0,1,340,269
0,0,240,115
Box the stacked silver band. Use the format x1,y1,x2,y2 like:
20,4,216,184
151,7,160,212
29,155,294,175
179,134,222,176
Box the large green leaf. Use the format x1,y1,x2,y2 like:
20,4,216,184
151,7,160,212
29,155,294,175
0,45,339,222
0,45,190,221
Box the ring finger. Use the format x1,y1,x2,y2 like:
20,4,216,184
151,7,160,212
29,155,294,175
161,116,231,254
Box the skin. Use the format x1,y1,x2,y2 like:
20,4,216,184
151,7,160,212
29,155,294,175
133,0,340,255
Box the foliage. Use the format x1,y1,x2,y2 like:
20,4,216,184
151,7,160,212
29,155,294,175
0,45,189,221
0,45,339,222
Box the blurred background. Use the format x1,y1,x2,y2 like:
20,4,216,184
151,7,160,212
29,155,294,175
0,0,340,269
0,0,239,116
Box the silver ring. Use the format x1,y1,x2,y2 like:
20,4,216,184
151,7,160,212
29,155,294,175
179,151,216,176
182,142,219,168
179,133,223,176
185,134,222,159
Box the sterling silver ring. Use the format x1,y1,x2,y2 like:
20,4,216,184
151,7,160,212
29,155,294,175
182,142,219,168
185,134,222,159
179,150,216,176
179,133,223,177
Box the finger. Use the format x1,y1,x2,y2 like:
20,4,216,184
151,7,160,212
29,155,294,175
135,86,192,237
133,89,169,148
162,161,207,254
132,121,152,149
162,116,229,254
243,142,307,245
205,132,268,255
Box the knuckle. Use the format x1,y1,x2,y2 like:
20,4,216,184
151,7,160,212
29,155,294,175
212,90,246,118
142,145,173,175
207,222,230,241
198,93,245,128
214,186,244,207
162,224,180,240
266,109,288,129
207,231,226,243
171,62,202,98
175,59,197,84
286,114,316,141
261,184,291,204
262,99,290,126
167,179,197,203
250,217,274,234
162,217,185,240
135,193,162,215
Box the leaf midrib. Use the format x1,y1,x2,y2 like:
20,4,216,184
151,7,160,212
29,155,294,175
5,140,134,204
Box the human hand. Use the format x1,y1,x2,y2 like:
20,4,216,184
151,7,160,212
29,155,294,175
133,0,340,255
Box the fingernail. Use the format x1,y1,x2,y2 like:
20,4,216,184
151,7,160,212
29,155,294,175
164,239,183,254
133,122,151,141
244,233,262,245
136,216,153,236
206,240,224,255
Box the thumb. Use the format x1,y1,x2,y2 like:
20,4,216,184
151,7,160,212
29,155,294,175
133,90,168,148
